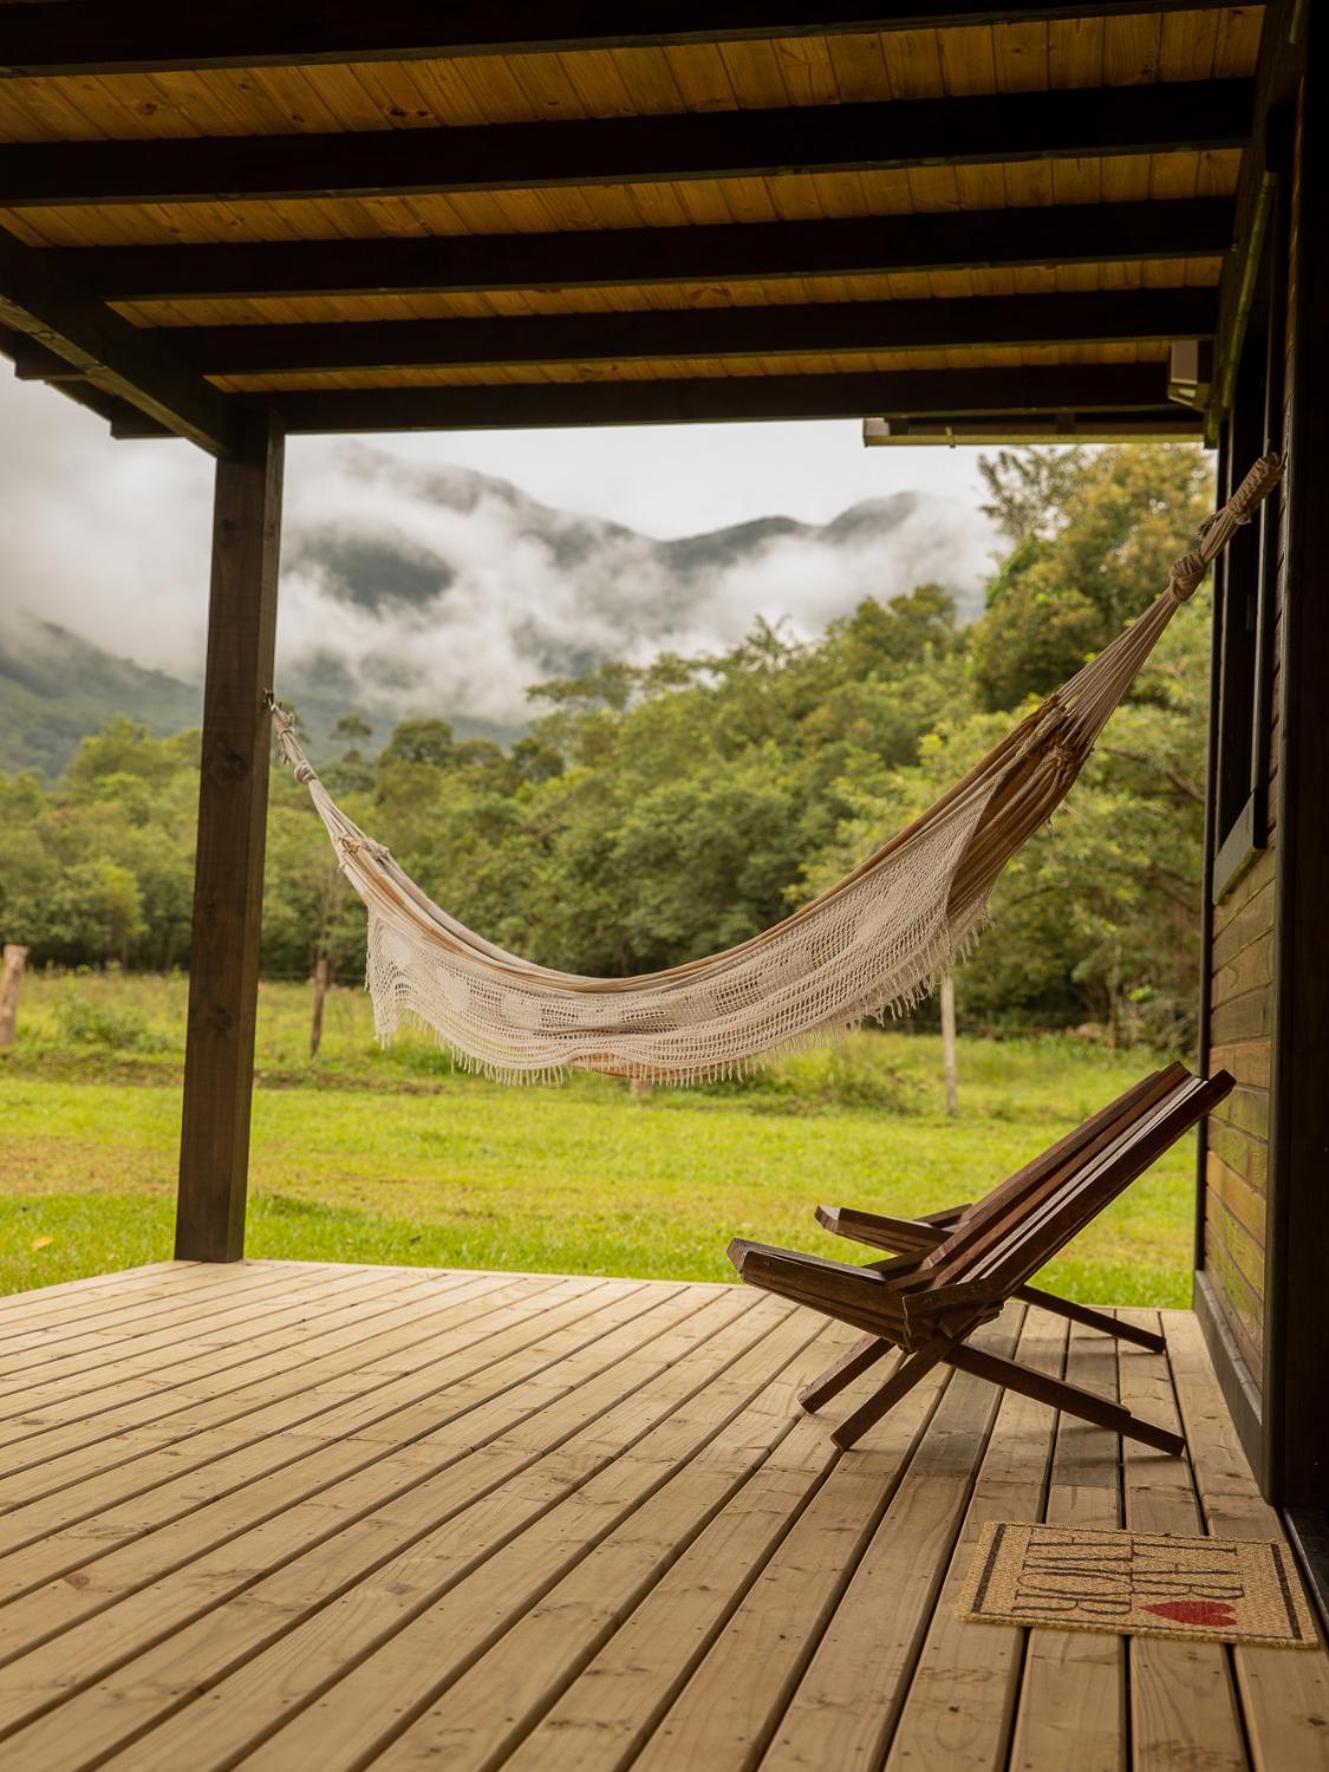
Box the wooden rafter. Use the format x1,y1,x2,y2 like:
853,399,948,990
74,199,1236,304
0,2,1247,78
174,289,1216,379
0,81,1253,208
250,362,1182,434
0,226,237,450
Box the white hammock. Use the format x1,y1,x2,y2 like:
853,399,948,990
273,453,1281,1084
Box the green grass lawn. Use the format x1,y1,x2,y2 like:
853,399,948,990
0,972,1198,1304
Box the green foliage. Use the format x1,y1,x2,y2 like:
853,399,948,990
0,444,1213,1041
51,987,168,1053
970,443,1213,709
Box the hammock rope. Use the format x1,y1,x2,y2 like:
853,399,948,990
272,451,1282,1085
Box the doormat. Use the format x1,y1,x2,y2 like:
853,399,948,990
958,1522,1318,1647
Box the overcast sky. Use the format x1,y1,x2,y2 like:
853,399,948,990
0,374,994,718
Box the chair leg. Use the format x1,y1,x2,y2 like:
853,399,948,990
946,1343,1184,1456
798,1333,892,1412
833,1336,954,1451
1014,1284,1165,1353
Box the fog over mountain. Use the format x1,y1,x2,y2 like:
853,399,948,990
277,445,993,728
2,442,994,774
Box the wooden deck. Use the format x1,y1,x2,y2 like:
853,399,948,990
0,1261,1325,1772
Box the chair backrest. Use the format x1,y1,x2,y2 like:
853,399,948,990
915,1063,1188,1284
922,1066,1231,1298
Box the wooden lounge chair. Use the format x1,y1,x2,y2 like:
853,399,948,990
728,1062,1233,1455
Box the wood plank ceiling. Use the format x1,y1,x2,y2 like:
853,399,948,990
0,3,1268,448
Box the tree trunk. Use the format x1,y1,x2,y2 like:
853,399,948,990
310,955,330,1059
940,969,959,1119
0,945,29,1047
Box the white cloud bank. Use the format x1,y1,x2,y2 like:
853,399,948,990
0,380,996,730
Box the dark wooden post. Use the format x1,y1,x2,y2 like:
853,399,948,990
175,411,285,1262
310,955,330,1060
1267,9,1329,1508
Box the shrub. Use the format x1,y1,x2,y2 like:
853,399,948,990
53,991,168,1054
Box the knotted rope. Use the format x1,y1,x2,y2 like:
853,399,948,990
1168,450,1283,602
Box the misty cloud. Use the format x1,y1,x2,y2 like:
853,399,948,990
276,445,994,730
0,384,995,741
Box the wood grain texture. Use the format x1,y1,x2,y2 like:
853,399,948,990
175,413,285,1262
0,1268,1321,1770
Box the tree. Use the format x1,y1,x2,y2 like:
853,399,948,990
970,444,1213,711
379,718,455,769
332,711,373,759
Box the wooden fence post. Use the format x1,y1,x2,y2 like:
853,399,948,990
940,970,959,1119
0,944,28,1046
175,411,285,1262
310,955,330,1059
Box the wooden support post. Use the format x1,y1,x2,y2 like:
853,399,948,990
175,411,285,1262
0,944,28,1046
939,969,959,1118
1266,7,1329,1507
310,955,329,1060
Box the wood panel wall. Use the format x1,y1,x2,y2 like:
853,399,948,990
1198,33,1312,1493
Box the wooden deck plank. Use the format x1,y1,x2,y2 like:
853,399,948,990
0,1264,185,1327
0,1263,430,1444
366,1320,855,1772
0,1261,402,1393
879,1307,1068,1772
498,1369,869,1772
0,1266,1322,1772
1009,1320,1125,1772
0,1262,289,1351
0,1281,704,1688
1116,1313,1247,1772
0,1290,766,1764
0,1275,623,1600
221,1304,822,1772
0,1259,425,1374
0,1270,562,1493
1163,1312,1329,1772
688,1309,1023,1772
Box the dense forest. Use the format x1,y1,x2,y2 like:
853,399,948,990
0,444,1212,1041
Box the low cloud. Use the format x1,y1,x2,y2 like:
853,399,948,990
277,445,994,729
0,387,995,734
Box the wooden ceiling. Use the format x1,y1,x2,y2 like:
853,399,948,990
0,3,1277,449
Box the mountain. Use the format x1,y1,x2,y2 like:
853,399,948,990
0,622,393,780
0,623,201,780
2,454,989,776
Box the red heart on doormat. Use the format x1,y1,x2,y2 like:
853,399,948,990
1142,1599,1238,1628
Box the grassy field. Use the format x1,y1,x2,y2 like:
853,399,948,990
0,971,1198,1304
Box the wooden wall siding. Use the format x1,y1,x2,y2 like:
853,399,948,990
1206,835,1276,1384
1198,20,1296,1410
0,12,1265,143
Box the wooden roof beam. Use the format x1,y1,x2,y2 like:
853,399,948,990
0,226,239,450
258,362,1178,434
0,3,1248,78
0,81,1254,208
172,288,1216,379
75,199,1236,304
